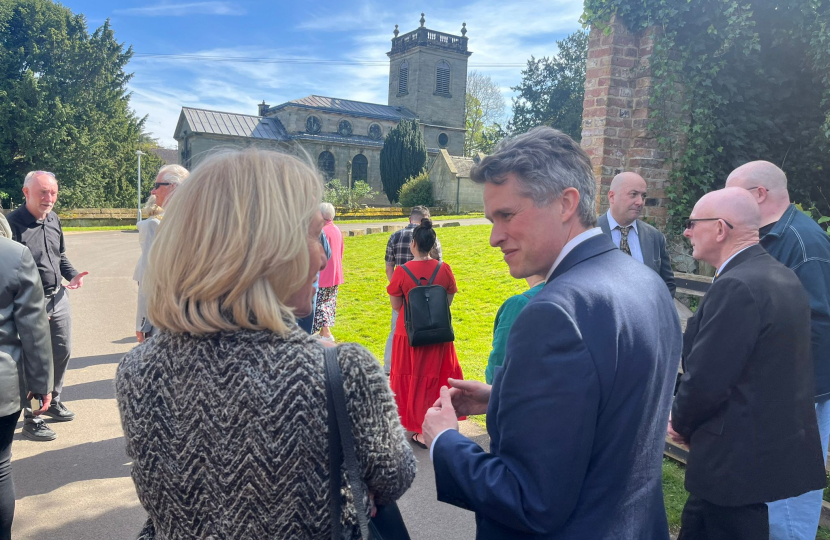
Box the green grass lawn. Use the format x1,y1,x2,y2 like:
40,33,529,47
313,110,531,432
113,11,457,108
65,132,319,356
336,224,830,538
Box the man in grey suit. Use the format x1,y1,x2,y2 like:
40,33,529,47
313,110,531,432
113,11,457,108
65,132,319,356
0,236,52,536
598,172,676,296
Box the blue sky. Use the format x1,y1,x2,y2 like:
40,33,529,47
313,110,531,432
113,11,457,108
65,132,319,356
68,0,585,147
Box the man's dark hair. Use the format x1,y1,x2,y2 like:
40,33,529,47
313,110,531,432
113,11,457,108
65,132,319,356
412,218,436,255
470,126,597,227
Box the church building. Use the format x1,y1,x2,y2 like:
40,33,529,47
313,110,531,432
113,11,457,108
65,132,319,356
173,15,471,203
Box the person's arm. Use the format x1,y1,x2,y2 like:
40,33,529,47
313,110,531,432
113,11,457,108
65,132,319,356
446,293,454,307
385,264,395,282
658,234,676,298
432,301,601,534
57,218,79,282
338,343,417,504
14,246,53,399
671,278,759,439
792,260,830,382
390,295,404,311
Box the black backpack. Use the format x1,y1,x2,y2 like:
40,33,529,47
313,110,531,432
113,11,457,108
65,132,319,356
401,262,455,347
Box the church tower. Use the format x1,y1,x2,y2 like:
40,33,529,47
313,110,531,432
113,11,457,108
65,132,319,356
387,14,471,156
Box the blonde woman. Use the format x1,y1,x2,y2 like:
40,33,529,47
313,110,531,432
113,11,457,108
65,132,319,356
133,165,189,342
116,149,415,539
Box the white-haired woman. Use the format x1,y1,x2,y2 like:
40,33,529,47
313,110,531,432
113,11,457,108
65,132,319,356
133,165,189,342
116,149,415,539
313,202,344,341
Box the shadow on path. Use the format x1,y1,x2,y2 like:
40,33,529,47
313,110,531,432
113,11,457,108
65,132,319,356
11,437,132,498
60,379,116,401
13,501,146,540
111,336,137,344
69,353,123,370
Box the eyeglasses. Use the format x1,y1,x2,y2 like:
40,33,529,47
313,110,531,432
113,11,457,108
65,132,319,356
684,218,734,230
153,182,171,189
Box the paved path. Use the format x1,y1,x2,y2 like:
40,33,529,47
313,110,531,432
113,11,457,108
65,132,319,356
11,230,486,539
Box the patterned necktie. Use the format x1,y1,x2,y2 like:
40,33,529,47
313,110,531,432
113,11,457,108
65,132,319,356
618,226,632,256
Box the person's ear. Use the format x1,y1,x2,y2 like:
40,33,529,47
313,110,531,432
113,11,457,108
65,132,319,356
559,187,581,222
607,189,615,206
756,187,768,204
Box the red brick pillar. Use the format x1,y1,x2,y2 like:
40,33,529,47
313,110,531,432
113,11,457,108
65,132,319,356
581,17,678,230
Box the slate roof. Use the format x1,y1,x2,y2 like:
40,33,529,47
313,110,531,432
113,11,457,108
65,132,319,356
179,107,290,140
270,95,417,121
450,155,476,178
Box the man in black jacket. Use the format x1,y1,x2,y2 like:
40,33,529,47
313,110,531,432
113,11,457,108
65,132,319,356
670,187,826,539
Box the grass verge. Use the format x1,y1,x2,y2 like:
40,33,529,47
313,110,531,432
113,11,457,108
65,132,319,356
64,225,137,232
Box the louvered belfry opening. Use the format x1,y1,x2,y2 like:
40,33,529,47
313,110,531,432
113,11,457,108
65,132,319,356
399,61,409,94
436,61,450,95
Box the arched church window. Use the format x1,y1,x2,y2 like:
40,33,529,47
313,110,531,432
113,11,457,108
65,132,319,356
318,151,335,180
399,61,409,95
436,61,450,96
352,154,368,183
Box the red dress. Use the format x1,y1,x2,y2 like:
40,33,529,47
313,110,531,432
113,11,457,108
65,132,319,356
387,259,465,433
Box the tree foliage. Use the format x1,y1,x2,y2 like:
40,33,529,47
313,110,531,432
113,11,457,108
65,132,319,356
464,70,506,156
379,119,427,204
398,173,434,208
582,0,830,233
322,179,378,212
0,0,163,209
509,30,588,141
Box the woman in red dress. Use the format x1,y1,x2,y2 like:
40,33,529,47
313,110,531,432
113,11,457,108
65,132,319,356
387,218,464,448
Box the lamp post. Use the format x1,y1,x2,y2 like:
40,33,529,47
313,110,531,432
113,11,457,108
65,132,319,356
136,150,145,225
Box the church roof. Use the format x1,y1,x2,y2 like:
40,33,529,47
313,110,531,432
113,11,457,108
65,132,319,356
450,156,475,178
271,95,417,121
178,107,290,140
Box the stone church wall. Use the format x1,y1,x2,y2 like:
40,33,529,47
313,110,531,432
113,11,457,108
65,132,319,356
179,135,289,170
429,150,484,212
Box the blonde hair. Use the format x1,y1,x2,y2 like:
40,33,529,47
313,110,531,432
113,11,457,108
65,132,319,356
145,149,322,335
142,194,162,218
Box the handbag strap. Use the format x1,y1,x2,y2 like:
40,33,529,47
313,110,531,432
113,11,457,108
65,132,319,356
401,260,443,286
326,347,343,540
324,346,371,540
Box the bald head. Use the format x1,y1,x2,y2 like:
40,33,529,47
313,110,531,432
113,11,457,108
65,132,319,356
685,187,760,267
725,161,790,225
608,172,648,226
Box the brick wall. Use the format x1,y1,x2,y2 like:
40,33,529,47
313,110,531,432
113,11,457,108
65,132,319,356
581,16,684,230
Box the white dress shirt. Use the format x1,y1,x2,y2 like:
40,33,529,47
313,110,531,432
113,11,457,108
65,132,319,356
714,245,756,281
431,227,603,459
606,211,644,264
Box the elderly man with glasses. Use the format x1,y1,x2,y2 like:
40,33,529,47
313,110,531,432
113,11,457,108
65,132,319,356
670,187,825,540
725,161,830,540
6,171,89,441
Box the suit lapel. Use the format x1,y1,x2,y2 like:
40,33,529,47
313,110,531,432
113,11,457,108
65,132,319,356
638,220,655,269
551,234,619,281
598,213,611,235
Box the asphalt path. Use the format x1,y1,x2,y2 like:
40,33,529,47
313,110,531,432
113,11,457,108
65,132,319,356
11,228,488,540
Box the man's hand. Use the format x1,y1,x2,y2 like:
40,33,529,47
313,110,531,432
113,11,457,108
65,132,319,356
136,331,145,343
667,414,688,446
423,386,459,450
66,271,89,290
26,392,52,415
433,378,491,417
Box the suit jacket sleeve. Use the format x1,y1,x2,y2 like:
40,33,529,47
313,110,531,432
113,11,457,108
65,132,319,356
433,301,600,534
672,278,759,438
14,247,53,395
657,234,676,297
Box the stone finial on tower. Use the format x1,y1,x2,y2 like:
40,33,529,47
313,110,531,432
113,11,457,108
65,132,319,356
420,13,425,27
461,22,467,36
394,24,399,37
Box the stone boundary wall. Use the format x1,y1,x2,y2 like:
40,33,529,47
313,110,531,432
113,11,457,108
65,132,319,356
581,16,686,230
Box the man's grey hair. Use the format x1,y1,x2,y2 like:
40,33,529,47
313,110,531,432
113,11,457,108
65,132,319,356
470,126,597,227
158,164,190,185
320,202,336,221
23,170,57,188
410,205,431,220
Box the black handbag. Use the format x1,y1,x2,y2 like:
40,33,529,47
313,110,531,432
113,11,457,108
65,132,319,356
324,346,411,540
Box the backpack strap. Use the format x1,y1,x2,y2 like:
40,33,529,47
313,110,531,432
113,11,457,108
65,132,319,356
426,261,443,286
401,264,421,286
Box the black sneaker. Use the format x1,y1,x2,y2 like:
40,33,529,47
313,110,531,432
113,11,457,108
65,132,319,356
43,401,75,422
22,420,57,441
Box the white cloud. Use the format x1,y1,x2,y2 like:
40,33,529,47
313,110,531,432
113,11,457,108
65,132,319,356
115,2,244,17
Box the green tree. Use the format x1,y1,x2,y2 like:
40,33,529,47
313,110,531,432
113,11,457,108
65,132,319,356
379,119,427,204
0,0,162,209
509,30,588,141
464,70,506,156
398,173,434,208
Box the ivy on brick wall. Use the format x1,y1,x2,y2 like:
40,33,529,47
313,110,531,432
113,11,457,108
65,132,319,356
582,0,830,234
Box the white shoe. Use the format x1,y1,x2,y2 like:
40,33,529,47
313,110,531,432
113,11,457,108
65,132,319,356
319,335,335,343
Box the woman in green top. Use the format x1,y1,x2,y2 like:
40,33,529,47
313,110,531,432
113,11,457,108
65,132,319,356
485,275,546,384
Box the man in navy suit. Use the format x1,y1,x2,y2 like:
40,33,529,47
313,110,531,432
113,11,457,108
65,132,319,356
422,126,683,539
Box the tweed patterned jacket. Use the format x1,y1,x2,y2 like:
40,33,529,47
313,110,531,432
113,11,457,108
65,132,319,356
116,327,416,539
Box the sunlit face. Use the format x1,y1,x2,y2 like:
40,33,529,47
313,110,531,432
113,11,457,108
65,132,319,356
23,173,59,218
683,202,721,263
608,177,647,226
151,172,177,208
484,173,566,279
287,210,327,317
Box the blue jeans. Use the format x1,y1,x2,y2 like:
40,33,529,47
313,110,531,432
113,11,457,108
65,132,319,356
768,398,830,539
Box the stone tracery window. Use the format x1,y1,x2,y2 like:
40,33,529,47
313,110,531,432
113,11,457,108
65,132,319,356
338,120,353,137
